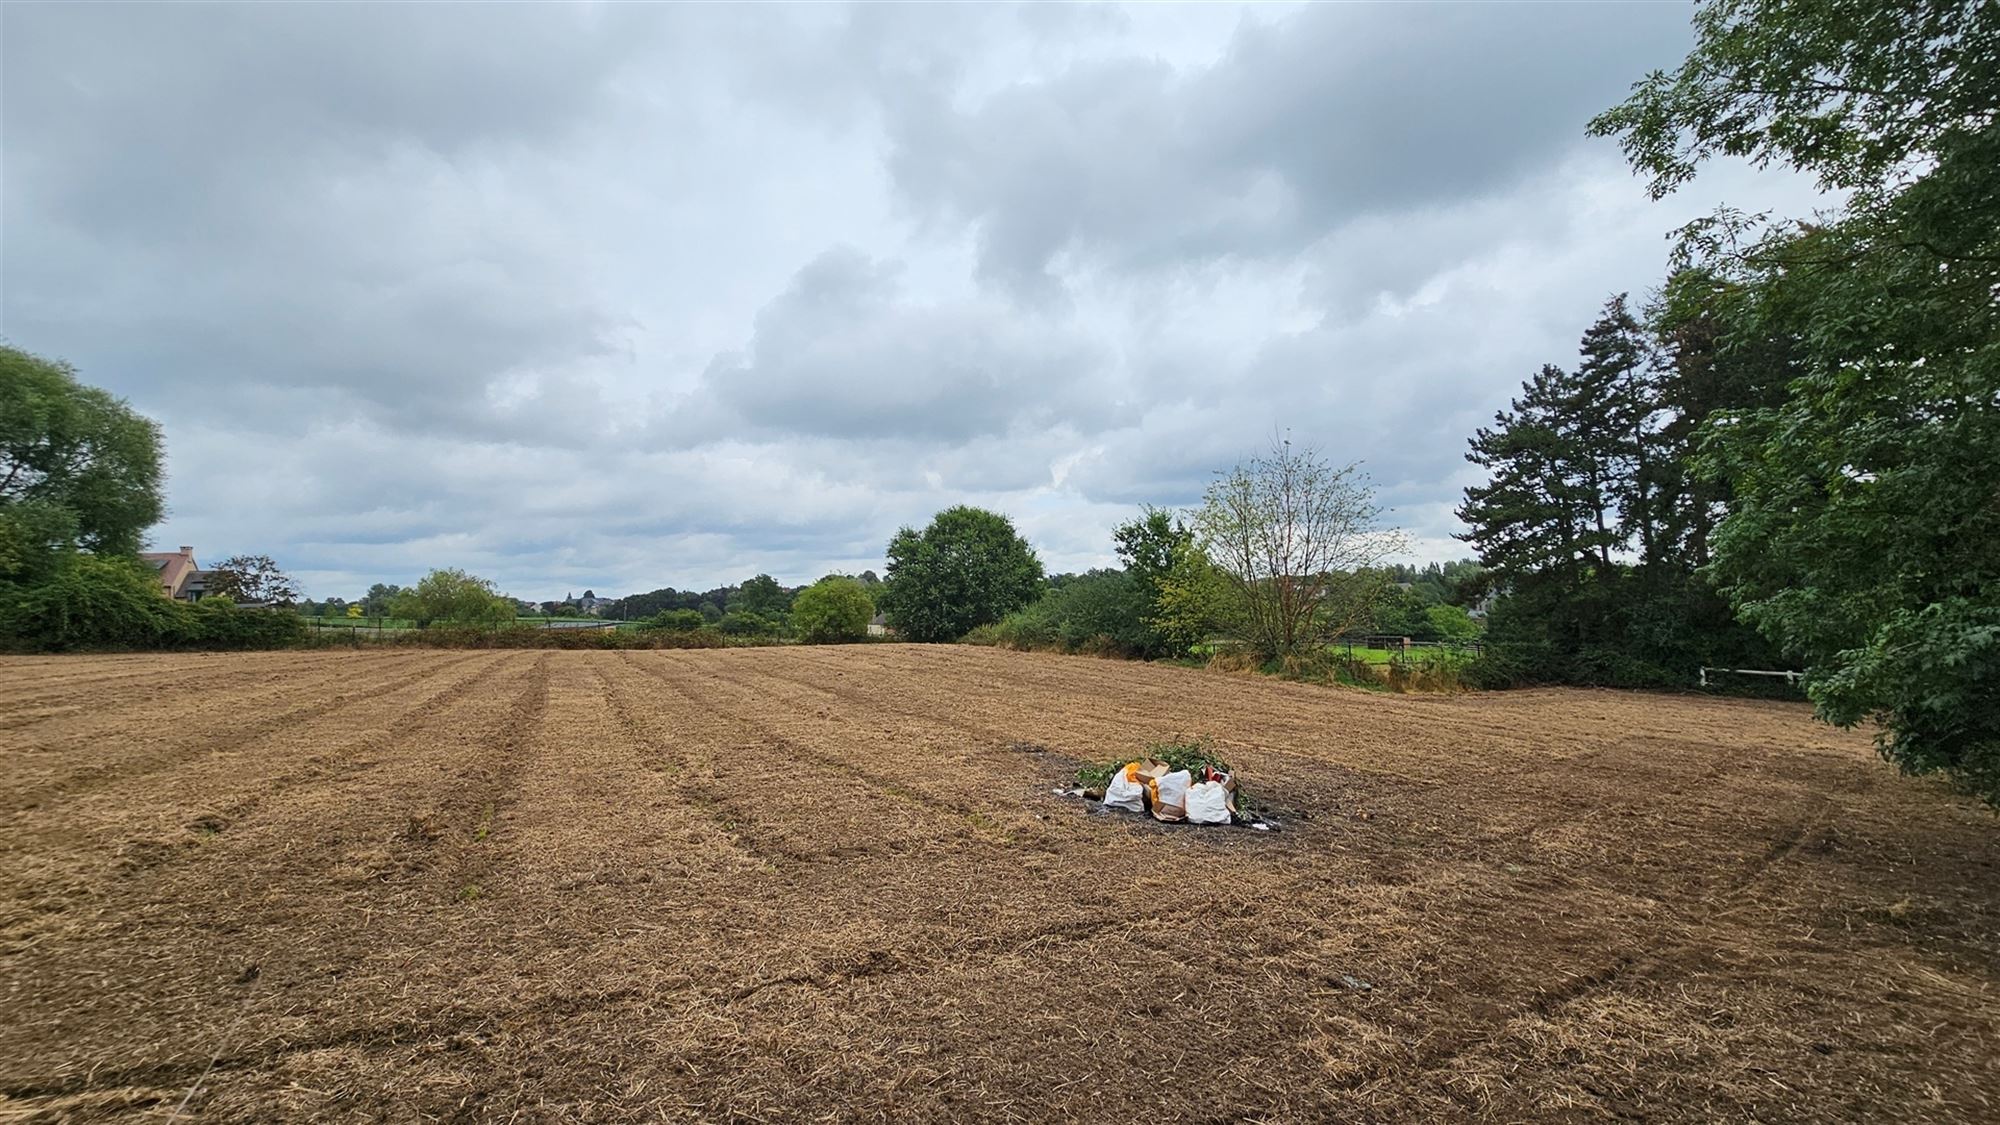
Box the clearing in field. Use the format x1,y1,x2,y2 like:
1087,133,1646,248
1,647,1996,1122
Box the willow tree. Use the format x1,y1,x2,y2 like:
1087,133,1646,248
1,347,162,581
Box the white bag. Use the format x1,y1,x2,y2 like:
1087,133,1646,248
1102,763,1146,812
1152,769,1192,821
1185,780,1232,825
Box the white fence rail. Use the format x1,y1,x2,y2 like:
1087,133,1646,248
1699,666,1803,687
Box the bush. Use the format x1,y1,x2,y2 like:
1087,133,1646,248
970,569,1151,656
389,568,515,628
1424,603,1481,642
0,553,176,650
717,609,781,637
1385,649,1466,693
791,576,873,644
645,608,708,632
376,625,726,650
0,554,307,652
181,598,308,649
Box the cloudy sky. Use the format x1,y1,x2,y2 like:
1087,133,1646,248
2,2,1823,601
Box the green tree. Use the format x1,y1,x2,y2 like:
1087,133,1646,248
1593,0,2000,799
1149,548,1230,655
1112,505,1202,657
0,347,163,579
1459,342,1631,590
792,576,874,644
1194,439,1406,660
736,573,788,616
1457,300,1781,687
390,568,514,627
880,506,1044,643
1424,603,1481,643
360,583,403,617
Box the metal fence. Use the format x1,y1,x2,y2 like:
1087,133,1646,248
1338,634,1486,657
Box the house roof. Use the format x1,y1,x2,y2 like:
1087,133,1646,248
139,548,199,596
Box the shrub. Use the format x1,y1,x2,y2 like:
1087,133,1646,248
1385,649,1465,693
972,569,1151,656
960,623,1003,646
382,625,725,649
0,553,176,650
181,599,308,649
981,598,1060,650
0,554,309,652
1424,603,1481,642
791,576,873,644
645,608,708,632
717,609,781,637
389,568,514,628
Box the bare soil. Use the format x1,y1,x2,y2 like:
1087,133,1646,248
1,647,1995,1123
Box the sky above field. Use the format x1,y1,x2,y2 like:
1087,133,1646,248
0,2,1829,600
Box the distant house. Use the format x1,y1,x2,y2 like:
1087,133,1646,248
868,612,891,637
138,546,201,600
575,590,616,616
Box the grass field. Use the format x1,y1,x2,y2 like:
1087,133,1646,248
1333,644,1477,666
2,647,1996,1121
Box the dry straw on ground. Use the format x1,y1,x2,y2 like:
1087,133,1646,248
1,647,1995,1122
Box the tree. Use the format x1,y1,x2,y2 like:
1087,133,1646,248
1593,0,2000,799
203,554,299,606
1193,439,1407,659
1150,547,1230,655
792,576,874,644
1457,299,1781,687
880,506,1044,643
389,568,514,628
736,574,788,616
1425,604,1481,643
346,603,364,619
1113,505,1202,657
360,583,403,617
0,347,163,579
1459,339,1633,590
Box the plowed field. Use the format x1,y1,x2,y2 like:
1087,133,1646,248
2,647,1996,1122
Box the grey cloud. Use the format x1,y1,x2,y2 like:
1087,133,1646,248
680,247,1120,443
1,2,1821,599
880,4,1689,291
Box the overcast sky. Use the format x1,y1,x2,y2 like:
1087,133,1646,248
1,2,1825,601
